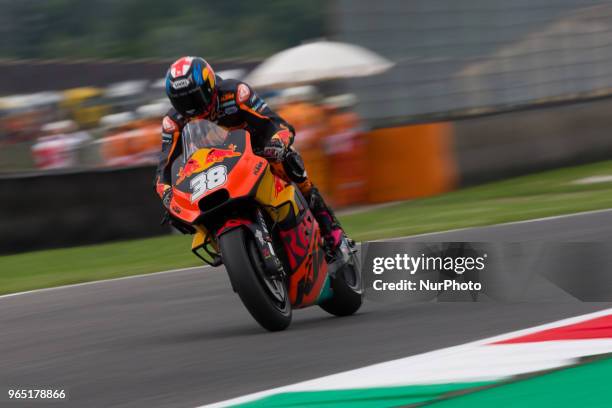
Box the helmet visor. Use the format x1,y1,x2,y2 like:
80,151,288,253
170,88,212,117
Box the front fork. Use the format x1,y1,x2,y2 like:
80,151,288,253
191,209,285,275
252,209,286,279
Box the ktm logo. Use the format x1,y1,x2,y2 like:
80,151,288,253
172,78,190,89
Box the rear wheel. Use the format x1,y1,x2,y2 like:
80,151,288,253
319,243,363,316
219,227,292,331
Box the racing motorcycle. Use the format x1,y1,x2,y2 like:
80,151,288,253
166,119,362,331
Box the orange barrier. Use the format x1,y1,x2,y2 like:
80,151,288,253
364,123,458,203
325,112,367,207
100,120,161,166
280,101,457,206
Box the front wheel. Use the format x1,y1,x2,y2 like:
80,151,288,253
219,227,292,331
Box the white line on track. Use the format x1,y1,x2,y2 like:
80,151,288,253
0,265,209,300
378,207,612,241
2,207,611,300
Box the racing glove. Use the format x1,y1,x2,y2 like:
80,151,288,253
261,136,287,162
161,186,173,209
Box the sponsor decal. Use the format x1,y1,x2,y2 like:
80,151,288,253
220,100,236,108
224,106,238,115
205,144,241,164
162,116,177,134
220,92,235,102
274,177,285,197
176,145,242,185
237,84,251,104
253,161,264,175
170,57,194,78
171,78,190,89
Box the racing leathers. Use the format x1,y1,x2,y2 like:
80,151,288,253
155,77,342,250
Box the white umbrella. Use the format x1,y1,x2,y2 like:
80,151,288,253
245,40,394,88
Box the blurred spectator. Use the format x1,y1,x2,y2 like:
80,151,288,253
104,80,150,113
61,87,110,129
97,104,165,167
277,86,332,198
3,65,366,208
321,94,367,206
275,87,367,207
31,120,91,170
0,110,39,145
0,92,62,145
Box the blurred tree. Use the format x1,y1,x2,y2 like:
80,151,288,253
0,0,327,59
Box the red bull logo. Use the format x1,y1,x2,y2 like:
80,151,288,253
176,144,241,185
205,144,241,164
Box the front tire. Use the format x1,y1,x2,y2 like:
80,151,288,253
219,227,292,331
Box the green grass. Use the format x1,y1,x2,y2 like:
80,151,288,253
342,160,612,241
2,160,612,295
0,235,198,295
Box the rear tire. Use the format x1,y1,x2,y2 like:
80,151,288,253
219,227,292,331
319,250,363,317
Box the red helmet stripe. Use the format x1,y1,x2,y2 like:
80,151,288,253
170,56,194,78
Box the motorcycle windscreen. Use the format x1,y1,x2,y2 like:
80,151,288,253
181,119,230,158
171,119,247,191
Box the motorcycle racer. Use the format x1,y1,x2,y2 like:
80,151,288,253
155,56,343,252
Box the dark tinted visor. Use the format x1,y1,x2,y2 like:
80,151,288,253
171,88,212,117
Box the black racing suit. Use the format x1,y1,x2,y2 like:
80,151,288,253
155,76,340,245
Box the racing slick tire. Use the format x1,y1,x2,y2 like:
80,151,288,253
219,227,292,331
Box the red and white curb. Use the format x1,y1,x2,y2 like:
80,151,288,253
203,307,612,407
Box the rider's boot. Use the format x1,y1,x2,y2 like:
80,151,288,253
301,184,344,255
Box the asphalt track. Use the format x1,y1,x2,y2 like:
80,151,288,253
2,210,612,407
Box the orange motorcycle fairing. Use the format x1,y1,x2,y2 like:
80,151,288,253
279,209,329,308
169,131,267,224
170,126,331,308
252,167,329,308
